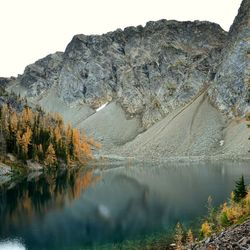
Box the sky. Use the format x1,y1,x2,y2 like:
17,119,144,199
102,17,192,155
0,0,242,77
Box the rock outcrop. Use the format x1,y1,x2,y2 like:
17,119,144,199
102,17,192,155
0,77,16,88
209,0,250,116
193,219,250,250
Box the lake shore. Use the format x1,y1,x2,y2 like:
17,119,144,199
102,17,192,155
1,153,250,186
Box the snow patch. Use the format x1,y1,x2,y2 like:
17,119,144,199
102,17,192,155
219,140,224,146
96,102,108,112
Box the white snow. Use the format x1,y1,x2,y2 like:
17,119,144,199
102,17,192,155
219,140,224,146
96,102,108,112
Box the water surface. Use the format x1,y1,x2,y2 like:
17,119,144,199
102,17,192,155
0,160,249,249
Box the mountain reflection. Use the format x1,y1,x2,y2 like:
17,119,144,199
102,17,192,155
0,168,100,236
0,161,249,250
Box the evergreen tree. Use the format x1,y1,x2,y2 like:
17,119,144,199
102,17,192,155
0,93,99,166
187,229,194,247
174,222,184,250
233,175,247,202
44,143,57,167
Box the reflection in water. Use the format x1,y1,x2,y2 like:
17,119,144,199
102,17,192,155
0,169,100,240
0,161,249,250
0,240,26,250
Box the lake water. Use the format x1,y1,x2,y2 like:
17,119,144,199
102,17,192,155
0,160,249,250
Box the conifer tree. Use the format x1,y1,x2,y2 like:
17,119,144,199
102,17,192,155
72,128,81,160
233,175,247,202
22,106,33,125
16,126,32,160
81,132,92,159
0,96,99,166
10,112,18,133
37,144,44,161
187,229,194,247
45,143,57,167
174,222,184,250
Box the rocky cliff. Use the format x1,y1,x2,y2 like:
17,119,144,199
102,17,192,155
9,20,227,128
0,77,16,88
7,0,250,159
209,0,250,117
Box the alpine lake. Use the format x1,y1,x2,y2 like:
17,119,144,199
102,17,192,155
0,160,249,250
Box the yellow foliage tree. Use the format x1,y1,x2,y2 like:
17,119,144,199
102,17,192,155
54,113,64,131
88,136,101,149
22,107,33,125
10,112,18,133
81,132,92,160
187,229,194,246
66,124,72,145
54,126,62,143
174,222,184,250
72,128,81,160
45,143,57,166
16,126,32,157
200,221,212,238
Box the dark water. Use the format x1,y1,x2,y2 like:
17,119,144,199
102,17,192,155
0,160,249,250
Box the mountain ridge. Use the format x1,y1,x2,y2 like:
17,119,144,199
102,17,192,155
5,0,250,159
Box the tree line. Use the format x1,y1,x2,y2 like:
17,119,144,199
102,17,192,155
0,104,100,167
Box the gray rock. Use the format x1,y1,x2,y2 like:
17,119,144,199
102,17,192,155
26,160,44,171
19,52,64,97
4,0,249,159
9,20,227,128
193,219,250,250
0,162,11,185
208,0,250,117
0,77,16,87
6,153,16,162
0,162,11,175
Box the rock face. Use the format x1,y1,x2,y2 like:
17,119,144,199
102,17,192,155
209,0,250,116
0,77,16,88
18,52,64,97
9,20,226,128
6,0,250,158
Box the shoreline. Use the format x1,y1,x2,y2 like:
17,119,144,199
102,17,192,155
92,153,250,165
1,154,250,186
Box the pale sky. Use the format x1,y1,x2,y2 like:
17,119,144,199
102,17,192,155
0,0,242,77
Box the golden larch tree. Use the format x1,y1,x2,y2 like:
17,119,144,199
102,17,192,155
22,107,33,125
16,126,32,156
54,126,62,143
81,132,92,159
10,112,18,133
187,229,194,246
174,222,184,250
66,123,72,145
72,128,81,160
45,143,57,166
